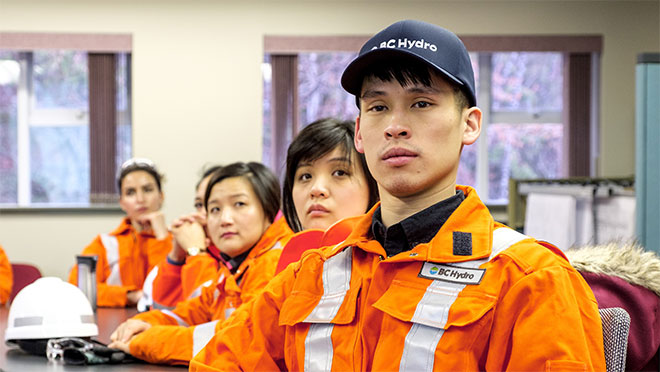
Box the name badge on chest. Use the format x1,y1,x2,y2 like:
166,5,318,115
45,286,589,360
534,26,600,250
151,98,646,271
418,262,485,285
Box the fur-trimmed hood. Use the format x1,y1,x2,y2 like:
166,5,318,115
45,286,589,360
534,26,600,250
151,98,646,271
565,243,660,297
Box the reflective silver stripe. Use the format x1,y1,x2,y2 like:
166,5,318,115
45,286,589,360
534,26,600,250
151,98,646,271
491,227,529,256
303,245,352,372
101,234,122,286
304,246,352,322
137,266,159,311
80,314,96,324
161,309,190,327
192,320,219,357
400,323,445,372
400,227,530,371
271,241,283,251
188,280,213,300
14,316,42,326
224,307,235,319
304,323,335,372
151,302,174,310
410,280,465,329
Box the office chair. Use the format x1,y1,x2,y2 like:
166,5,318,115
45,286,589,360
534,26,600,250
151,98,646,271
599,307,631,372
9,263,42,303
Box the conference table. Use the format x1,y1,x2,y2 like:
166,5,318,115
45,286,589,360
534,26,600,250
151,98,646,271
0,307,185,371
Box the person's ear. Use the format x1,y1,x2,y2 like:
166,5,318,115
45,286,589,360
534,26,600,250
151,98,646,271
355,115,365,154
462,107,482,146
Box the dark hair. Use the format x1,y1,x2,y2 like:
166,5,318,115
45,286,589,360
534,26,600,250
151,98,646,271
204,162,280,223
359,56,468,110
117,158,164,192
282,118,379,232
196,164,223,190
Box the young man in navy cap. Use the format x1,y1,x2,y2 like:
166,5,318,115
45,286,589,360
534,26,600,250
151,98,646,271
191,20,606,371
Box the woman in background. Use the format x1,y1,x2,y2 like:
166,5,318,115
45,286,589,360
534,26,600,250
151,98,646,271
68,158,172,307
276,117,379,272
108,162,292,365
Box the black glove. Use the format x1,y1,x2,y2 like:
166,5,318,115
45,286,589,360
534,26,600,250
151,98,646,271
47,337,140,365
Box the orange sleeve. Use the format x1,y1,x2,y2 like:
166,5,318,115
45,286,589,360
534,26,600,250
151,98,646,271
150,259,184,308
129,324,195,365
137,269,220,326
151,254,218,308
0,245,13,305
180,254,218,299
129,271,223,365
68,235,135,308
129,317,225,365
146,234,173,269
486,264,607,371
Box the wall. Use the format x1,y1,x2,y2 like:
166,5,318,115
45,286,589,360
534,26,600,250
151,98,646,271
0,0,658,279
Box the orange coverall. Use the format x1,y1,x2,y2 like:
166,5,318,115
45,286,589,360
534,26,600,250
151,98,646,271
0,245,12,305
126,218,293,365
68,218,172,307
191,185,606,372
147,252,219,309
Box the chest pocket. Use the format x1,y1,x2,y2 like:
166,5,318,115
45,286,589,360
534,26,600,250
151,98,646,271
279,282,361,326
374,279,496,329
374,279,496,372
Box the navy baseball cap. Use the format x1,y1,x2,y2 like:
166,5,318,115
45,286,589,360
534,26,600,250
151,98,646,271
341,20,476,107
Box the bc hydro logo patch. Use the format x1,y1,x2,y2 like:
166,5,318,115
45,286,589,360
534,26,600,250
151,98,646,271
419,262,485,285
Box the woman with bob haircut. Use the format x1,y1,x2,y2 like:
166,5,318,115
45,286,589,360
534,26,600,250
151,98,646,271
68,158,172,308
276,117,379,272
108,161,293,365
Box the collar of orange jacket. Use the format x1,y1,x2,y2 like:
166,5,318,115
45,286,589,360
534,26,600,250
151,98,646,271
333,185,494,264
232,216,293,274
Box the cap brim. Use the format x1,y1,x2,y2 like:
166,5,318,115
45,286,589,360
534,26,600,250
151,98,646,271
341,48,466,97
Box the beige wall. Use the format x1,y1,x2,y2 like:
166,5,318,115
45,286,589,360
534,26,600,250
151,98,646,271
0,0,658,279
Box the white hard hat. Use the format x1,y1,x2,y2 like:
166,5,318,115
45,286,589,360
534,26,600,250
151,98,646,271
5,277,98,344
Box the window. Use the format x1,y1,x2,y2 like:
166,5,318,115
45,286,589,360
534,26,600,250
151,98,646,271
457,52,565,203
263,35,601,204
0,33,132,207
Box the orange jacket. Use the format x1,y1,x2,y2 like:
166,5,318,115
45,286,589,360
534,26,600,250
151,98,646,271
146,253,219,310
68,218,172,307
191,186,606,372
127,217,293,365
0,245,12,305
